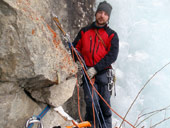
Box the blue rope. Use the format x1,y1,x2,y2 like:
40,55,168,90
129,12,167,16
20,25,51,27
28,105,50,128
82,69,107,128
69,42,87,70
82,70,102,128
70,42,107,128
39,105,50,118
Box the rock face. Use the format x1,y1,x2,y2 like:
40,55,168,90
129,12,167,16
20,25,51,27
0,0,95,128
0,82,40,128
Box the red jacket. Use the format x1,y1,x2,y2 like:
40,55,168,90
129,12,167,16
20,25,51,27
73,22,119,72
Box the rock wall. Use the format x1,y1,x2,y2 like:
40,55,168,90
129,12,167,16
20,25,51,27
0,0,95,128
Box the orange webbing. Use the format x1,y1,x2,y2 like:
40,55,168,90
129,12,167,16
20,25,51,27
66,121,91,128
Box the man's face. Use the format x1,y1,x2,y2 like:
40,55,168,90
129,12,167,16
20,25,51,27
95,10,109,26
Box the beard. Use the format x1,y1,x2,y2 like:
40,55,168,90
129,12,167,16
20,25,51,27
96,18,108,26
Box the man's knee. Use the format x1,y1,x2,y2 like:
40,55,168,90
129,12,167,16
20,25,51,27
102,106,112,118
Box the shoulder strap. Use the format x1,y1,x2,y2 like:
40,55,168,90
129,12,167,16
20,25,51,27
94,29,107,50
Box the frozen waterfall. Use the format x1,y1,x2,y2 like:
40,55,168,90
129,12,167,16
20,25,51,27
96,0,170,127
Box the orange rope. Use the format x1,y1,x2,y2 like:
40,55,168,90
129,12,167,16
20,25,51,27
71,47,83,122
76,74,83,122
71,46,136,128
91,79,96,128
91,82,136,128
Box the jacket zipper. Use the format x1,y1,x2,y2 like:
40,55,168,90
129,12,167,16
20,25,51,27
92,34,97,65
90,36,92,53
96,40,100,53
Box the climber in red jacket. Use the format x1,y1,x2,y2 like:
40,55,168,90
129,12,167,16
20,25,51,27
73,1,119,128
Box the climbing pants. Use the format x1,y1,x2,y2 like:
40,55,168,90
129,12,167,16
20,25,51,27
82,69,112,128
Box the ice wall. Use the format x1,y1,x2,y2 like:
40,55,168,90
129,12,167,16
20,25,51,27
96,0,170,127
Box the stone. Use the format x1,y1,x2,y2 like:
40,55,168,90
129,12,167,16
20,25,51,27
0,82,41,128
28,77,77,107
0,0,77,83
0,0,95,127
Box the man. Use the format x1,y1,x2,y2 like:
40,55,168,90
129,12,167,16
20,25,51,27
73,1,119,128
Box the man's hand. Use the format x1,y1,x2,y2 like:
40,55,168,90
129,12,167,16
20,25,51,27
87,67,97,79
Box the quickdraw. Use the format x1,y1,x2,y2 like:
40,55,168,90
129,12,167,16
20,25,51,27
25,115,43,128
25,105,50,128
107,69,116,96
52,13,70,42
